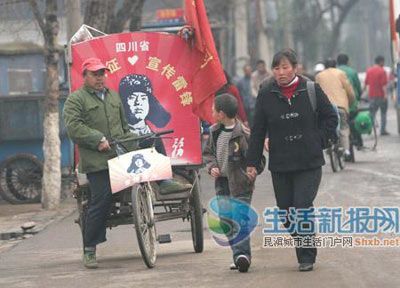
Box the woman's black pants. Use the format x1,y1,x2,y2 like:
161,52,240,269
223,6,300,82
271,167,322,264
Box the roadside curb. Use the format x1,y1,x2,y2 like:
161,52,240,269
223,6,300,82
0,199,76,253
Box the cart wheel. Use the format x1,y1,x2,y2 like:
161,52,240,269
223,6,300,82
337,146,346,171
0,154,42,204
131,183,157,268
190,171,204,253
327,146,340,173
349,136,355,163
371,118,378,151
74,185,89,251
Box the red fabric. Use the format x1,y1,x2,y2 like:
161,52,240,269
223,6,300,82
389,0,398,43
279,80,300,100
365,65,388,98
185,0,227,123
226,85,248,122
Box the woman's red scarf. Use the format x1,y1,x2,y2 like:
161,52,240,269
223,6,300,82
279,75,299,99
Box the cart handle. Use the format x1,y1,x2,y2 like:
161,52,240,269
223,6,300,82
109,129,174,146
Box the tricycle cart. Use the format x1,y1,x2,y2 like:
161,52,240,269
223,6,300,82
69,27,206,268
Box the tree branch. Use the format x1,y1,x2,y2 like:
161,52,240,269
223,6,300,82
28,0,45,34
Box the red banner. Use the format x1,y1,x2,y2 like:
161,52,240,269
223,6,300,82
70,32,204,166
184,0,226,123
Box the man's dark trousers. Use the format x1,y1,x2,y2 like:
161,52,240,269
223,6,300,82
369,97,388,134
84,169,113,248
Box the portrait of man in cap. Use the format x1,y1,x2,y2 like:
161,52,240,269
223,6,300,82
119,74,171,136
126,153,151,174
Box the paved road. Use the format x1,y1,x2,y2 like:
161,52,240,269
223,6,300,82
1,108,400,288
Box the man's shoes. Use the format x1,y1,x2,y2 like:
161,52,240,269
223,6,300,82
83,250,98,269
381,131,390,136
299,263,314,272
159,179,192,194
235,255,251,273
230,263,238,270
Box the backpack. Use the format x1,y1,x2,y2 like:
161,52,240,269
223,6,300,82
306,80,317,112
306,81,338,147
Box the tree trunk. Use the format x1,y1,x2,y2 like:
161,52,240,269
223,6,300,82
129,0,146,31
66,0,83,40
42,0,61,210
327,0,360,57
29,0,62,209
84,0,116,33
84,0,146,33
109,0,134,33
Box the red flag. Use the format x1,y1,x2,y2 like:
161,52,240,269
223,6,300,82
389,0,399,60
185,0,226,123
389,0,398,43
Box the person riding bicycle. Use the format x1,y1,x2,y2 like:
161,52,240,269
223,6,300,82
337,53,364,150
316,58,355,161
63,57,191,269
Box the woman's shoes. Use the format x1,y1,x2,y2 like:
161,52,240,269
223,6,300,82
299,263,314,272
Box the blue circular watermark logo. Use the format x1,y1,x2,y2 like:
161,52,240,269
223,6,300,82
207,196,258,246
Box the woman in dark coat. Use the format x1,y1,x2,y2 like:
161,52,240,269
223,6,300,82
246,49,338,272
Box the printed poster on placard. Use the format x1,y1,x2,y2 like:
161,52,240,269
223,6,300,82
70,32,203,166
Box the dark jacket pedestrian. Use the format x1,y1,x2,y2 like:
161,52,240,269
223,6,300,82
247,76,337,172
237,64,256,125
246,49,338,272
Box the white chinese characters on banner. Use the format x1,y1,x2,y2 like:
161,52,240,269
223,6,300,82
172,137,185,158
116,41,150,53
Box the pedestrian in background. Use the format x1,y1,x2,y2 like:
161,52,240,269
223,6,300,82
297,63,315,81
251,59,270,98
365,55,389,135
237,64,256,126
217,71,249,127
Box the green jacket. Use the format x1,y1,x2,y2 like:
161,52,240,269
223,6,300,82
63,85,135,173
338,65,362,112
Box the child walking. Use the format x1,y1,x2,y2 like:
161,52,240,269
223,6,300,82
204,93,255,273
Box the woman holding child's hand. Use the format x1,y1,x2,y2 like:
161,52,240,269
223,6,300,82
246,49,338,272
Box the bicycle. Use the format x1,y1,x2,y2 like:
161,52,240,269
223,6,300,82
325,105,346,172
74,130,204,268
348,100,378,162
326,140,345,172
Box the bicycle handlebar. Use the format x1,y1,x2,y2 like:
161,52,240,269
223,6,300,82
109,129,174,146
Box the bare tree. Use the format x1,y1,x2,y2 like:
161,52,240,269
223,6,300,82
269,0,360,65
28,0,61,209
129,0,145,31
326,0,360,56
84,0,146,33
